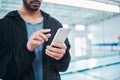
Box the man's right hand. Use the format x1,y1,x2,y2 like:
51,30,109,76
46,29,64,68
27,29,51,52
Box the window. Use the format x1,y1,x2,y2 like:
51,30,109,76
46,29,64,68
74,37,87,57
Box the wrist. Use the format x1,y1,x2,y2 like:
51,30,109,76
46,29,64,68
27,45,34,52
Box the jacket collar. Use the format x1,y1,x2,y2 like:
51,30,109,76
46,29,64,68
5,10,52,29
5,10,50,21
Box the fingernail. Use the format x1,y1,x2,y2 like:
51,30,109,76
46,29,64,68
48,29,51,31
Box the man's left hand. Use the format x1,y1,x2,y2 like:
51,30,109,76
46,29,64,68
45,42,67,60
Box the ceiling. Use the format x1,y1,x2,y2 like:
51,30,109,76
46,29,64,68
41,0,120,26
0,0,120,27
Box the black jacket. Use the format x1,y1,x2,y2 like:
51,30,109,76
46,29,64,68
0,10,71,80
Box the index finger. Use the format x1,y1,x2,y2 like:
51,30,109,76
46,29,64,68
39,29,51,33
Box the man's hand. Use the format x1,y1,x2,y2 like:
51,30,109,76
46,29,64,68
27,29,51,52
45,42,67,60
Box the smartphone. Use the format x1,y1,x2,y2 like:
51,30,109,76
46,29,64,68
51,28,71,45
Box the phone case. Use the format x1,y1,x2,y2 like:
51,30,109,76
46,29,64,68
51,28,71,45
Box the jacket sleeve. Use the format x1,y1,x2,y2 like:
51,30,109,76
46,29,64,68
0,19,35,79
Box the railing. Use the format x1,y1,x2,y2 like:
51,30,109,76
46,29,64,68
90,42,120,51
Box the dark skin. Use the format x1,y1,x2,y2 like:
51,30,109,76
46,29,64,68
18,0,67,60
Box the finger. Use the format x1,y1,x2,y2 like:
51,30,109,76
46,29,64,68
46,34,51,38
39,33,49,41
45,49,62,60
46,46,63,54
51,42,67,49
32,35,44,43
39,29,51,34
